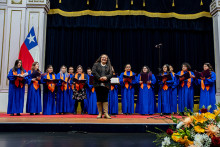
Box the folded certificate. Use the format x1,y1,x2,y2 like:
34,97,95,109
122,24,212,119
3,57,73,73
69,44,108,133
110,77,120,84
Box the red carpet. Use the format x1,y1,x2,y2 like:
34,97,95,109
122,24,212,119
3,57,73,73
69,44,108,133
0,113,183,119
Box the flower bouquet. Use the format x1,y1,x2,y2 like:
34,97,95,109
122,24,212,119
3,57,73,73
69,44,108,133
148,103,220,147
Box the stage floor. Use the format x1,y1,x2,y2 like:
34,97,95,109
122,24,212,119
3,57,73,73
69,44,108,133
0,113,180,124
0,113,180,132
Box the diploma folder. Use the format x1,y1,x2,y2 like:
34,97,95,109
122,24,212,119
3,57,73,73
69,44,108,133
176,72,190,80
43,79,59,83
72,78,87,84
29,70,41,78
194,70,211,79
88,75,94,85
157,74,172,81
141,72,152,83
123,75,136,80
14,72,28,78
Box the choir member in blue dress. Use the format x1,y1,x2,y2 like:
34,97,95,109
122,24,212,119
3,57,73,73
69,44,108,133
86,67,98,115
26,62,42,115
72,65,88,115
7,59,27,116
119,64,137,115
68,66,75,114
108,67,119,115
176,63,195,114
56,65,70,115
169,65,178,114
195,63,216,112
136,66,156,115
158,64,174,114
42,65,56,115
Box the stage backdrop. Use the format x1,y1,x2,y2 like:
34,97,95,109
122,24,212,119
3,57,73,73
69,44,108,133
46,0,214,75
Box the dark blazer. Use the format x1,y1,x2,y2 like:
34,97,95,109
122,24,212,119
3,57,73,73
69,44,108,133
92,62,112,89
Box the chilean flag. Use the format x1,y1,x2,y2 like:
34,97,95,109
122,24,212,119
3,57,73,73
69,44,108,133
18,27,39,71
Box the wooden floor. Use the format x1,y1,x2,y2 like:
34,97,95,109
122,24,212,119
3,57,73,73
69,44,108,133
0,114,177,124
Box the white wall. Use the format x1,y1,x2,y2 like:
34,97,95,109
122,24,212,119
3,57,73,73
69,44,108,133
0,0,49,112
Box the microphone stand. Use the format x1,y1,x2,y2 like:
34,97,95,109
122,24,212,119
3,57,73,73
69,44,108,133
147,43,171,120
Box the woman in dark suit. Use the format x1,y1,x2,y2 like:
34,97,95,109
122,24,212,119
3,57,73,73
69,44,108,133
92,54,113,119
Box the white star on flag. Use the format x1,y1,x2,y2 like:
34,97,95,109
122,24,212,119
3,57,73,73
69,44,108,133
27,34,35,44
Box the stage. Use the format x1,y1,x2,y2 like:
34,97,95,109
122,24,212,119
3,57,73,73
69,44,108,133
0,113,179,133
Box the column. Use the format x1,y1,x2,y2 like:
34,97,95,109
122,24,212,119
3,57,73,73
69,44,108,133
210,0,220,103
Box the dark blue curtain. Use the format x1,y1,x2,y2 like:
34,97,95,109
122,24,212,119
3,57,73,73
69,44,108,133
46,0,214,74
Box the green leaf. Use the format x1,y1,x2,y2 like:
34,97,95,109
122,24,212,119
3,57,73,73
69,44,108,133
171,114,178,123
215,115,220,123
186,130,191,137
207,105,212,111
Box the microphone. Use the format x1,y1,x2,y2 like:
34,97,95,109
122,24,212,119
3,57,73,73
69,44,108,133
155,43,162,48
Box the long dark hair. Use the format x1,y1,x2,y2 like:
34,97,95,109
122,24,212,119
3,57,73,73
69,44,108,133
111,66,115,73
95,54,112,72
140,66,151,74
31,62,40,72
181,62,191,71
46,65,54,74
160,64,170,75
12,59,25,72
204,63,214,72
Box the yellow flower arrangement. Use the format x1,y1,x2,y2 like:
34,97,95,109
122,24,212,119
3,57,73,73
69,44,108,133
214,108,220,117
179,136,194,146
194,125,205,133
204,112,216,120
193,113,207,124
151,104,220,147
171,132,182,142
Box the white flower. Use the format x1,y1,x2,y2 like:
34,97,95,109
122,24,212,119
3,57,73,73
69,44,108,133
194,140,203,147
161,141,165,147
194,134,204,144
202,134,209,141
176,121,184,129
202,134,212,147
162,137,170,147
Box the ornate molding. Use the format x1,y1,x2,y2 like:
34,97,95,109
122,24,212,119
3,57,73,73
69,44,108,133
210,0,220,16
26,0,50,12
0,0,7,4
11,0,22,4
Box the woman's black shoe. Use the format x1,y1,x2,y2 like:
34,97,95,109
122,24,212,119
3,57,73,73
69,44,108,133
59,113,62,115
35,113,40,115
17,113,21,116
30,113,34,115
10,114,14,116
